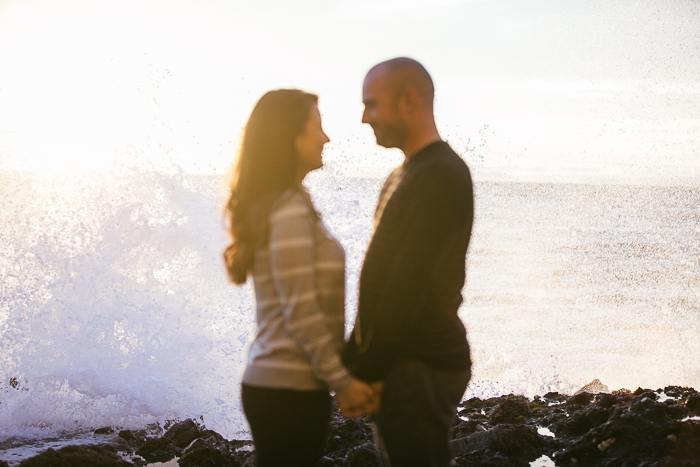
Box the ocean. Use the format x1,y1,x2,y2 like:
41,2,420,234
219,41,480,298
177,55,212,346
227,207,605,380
0,167,698,448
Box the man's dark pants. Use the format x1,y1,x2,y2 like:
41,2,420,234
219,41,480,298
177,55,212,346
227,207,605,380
374,360,471,467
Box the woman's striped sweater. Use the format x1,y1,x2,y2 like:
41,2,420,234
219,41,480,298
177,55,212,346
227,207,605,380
241,189,353,395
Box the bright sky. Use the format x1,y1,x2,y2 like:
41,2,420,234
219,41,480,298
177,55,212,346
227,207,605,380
0,0,698,183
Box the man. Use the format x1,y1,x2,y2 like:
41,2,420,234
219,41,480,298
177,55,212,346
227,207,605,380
343,57,474,466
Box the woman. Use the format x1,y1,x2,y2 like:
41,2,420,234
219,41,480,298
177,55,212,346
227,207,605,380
224,89,374,466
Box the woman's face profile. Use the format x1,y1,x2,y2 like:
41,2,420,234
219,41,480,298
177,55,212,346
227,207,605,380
295,104,330,179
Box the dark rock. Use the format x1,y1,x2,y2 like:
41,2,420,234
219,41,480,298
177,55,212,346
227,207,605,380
668,420,700,461
163,419,204,449
627,396,674,424
663,386,686,399
104,436,133,453
178,445,232,467
452,450,529,467
460,397,485,409
135,437,177,463
175,429,255,467
451,424,548,459
345,443,380,467
556,414,700,465
12,386,700,467
453,419,480,438
595,392,619,409
325,415,373,459
686,394,700,415
233,450,255,467
18,445,133,466
566,392,594,406
227,439,254,450
129,457,148,467
318,456,347,467
542,391,568,404
94,427,115,435
555,405,610,437
0,460,9,467
118,429,147,452
489,396,530,425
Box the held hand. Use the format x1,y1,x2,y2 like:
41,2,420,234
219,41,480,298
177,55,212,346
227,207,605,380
337,379,375,418
364,381,384,414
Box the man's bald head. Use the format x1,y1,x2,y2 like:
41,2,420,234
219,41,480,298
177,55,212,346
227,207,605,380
362,57,441,156
366,57,435,109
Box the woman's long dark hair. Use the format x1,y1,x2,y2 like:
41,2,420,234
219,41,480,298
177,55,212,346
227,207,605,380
224,89,318,284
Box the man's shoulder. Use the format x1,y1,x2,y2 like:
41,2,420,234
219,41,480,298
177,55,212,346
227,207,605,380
409,142,472,185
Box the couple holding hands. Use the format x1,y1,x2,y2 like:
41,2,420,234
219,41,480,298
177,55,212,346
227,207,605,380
224,57,474,467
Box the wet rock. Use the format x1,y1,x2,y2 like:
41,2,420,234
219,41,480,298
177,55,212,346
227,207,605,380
453,419,481,438
461,396,486,409
230,451,255,467
162,419,204,449
555,404,610,437
11,386,700,467
634,387,656,397
686,394,700,415
668,420,700,460
135,437,178,463
452,450,524,467
118,429,148,452
318,456,346,467
566,392,595,407
621,394,685,424
324,414,373,460
178,430,255,467
95,427,115,435
178,444,231,467
489,395,530,425
128,457,148,467
18,445,133,466
555,392,699,466
0,460,9,467
542,391,568,404
663,385,696,400
345,443,380,467
595,392,620,410
104,436,133,454
451,424,550,461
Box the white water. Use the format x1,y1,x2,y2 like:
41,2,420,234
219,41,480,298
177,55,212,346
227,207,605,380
1,165,699,445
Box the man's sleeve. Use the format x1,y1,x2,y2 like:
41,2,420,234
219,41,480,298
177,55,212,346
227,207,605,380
349,164,473,381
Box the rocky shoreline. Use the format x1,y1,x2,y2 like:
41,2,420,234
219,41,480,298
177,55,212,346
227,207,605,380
2,385,699,467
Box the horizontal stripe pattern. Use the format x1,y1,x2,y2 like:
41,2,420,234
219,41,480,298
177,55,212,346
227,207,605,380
242,189,353,395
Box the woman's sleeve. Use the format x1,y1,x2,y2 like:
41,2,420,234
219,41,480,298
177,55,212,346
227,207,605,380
268,194,354,394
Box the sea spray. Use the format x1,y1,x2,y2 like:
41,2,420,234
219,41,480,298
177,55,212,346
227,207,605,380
0,168,252,440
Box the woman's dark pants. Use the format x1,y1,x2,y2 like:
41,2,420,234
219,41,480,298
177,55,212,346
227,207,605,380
242,384,331,467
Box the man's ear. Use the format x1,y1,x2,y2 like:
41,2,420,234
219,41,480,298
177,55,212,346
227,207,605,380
398,87,420,115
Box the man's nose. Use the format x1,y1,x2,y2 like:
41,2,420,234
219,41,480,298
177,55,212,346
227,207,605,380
361,107,370,124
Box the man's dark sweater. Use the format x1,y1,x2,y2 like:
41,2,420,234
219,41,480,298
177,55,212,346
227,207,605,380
343,141,474,382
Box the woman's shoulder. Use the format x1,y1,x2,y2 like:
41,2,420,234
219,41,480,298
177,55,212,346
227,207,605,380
269,188,315,223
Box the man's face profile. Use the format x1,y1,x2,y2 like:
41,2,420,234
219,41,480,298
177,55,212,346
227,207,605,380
362,68,408,150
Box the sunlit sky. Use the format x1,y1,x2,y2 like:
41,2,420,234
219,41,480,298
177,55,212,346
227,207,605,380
0,0,698,183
